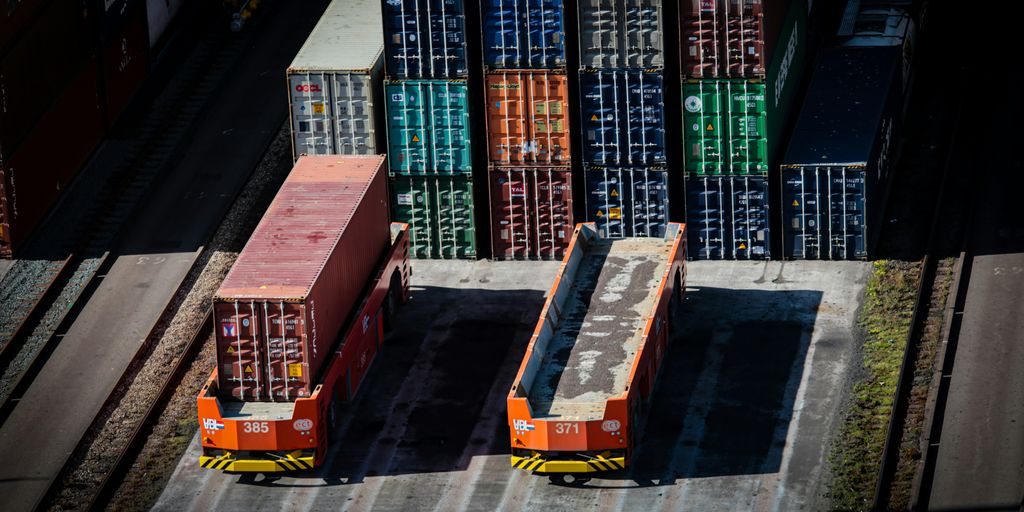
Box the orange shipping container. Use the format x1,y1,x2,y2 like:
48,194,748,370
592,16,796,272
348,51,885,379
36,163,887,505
485,70,570,166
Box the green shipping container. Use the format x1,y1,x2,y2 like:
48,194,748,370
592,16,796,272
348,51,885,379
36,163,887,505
682,0,807,175
386,80,472,174
390,175,477,259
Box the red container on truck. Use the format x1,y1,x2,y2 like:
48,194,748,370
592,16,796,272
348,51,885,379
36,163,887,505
198,155,411,472
507,222,686,476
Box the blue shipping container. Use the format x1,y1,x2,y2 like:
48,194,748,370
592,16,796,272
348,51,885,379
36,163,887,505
585,166,668,238
781,167,875,260
382,0,469,78
385,80,472,174
481,0,565,69
579,69,666,165
685,175,769,260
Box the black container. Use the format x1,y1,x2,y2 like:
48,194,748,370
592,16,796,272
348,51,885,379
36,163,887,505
684,174,770,260
780,46,902,260
584,165,668,238
578,69,666,166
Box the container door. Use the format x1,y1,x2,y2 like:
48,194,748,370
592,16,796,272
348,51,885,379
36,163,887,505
629,168,669,238
580,70,619,165
290,73,334,158
781,166,823,260
730,176,769,259
426,0,468,77
216,301,269,401
527,0,566,68
579,0,620,67
487,72,528,164
391,176,435,258
582,70,666,166
382,0,424,78
724,0,766,77
481,0,520,68
625,70,666,163
527,72,570,164
430,81,472,172
490,169,532,259
260,302,311,400
683,81,726,174
681,0,722,78
387,82,429,173
624,0,664,67
726,81,768,173
585,167,625,238
532,169,573,260
828,167,866,260
435,176,477,258
333,74,375,155
685,175,726,259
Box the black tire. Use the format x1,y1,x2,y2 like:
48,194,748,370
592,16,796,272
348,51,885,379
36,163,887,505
382,272,402,331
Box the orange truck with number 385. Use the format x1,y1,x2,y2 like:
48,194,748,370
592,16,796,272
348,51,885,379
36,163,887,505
196,155,410,472
507,222,686,479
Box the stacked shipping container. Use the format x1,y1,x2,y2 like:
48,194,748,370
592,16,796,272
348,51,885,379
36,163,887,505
383,0,477,258
287,0,385,160
0,0,153,257
780,1,914,260
482,0,573,260
578,0,669,239
680,0,807,259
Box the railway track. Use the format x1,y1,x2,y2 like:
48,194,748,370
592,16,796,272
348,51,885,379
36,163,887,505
0,10,245,433
83,311,213,511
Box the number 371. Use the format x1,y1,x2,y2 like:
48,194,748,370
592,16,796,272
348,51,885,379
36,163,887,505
555,423,579,435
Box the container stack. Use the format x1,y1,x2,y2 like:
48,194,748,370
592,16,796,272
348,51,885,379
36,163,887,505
578,0,669,239
680,0,808,259
382,0,477,259
287,0,385,160
779,1,915,260
481,0,573,260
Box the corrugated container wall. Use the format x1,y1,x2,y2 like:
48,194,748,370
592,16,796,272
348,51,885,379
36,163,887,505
780,46,903,260
489,167,573,260
681,0,806,175
390,175,477,259
0,55,105,257
382,0,469,78
578,0,664,68
0,0,49,53
485,70,570,165
584,166,668,238
288,0,385,160
685,174,769,259
680,0,800,79
482,0,566,69
579,69,665,166
214,156,391,401
99,4,149,129
386,80,472,174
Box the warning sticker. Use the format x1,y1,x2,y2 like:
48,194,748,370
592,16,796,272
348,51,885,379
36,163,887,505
288,363,303,377
609,208,622,219
596,210,605,217
396,193,413,206
706,123,714,132
312,102,325,114
591,114,599,121
739,242,747,250
610,188,619,197
244,365,254,374
411,134,420,143
792,199,800,206
226,345,235,354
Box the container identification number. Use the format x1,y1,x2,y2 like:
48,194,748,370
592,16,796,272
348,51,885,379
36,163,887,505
243,421,270,434
555,423,579,435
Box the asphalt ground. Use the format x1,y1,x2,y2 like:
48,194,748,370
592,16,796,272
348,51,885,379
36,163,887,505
922,65,1024,511
0,259,11,282
0,3,330,510
157,259,868,511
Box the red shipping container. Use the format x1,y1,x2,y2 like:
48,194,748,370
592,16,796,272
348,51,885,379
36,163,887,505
0,54,105,257
99,4,149,129
0,0,50,54
213,155,391,402
489,166,573,260
485,70,570,166
680,0,796,79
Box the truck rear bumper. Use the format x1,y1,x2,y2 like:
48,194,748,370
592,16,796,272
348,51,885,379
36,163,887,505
200,451,315,472
511,452,626,473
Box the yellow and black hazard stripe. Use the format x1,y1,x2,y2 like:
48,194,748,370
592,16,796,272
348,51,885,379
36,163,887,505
585,455,625,472
274,456,314,471
200,454,234,470
512,454,544,472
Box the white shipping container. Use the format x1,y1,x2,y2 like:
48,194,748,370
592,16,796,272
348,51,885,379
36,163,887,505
146,0,185,48
287,0,385,159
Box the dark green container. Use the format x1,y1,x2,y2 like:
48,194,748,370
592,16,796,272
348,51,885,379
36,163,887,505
390,175,477,259
682,0,807,175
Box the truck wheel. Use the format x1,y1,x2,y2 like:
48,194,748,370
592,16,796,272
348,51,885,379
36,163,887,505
383,272,402,331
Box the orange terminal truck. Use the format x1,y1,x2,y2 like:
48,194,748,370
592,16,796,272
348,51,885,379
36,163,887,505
196,156,410,472
507,222,687,481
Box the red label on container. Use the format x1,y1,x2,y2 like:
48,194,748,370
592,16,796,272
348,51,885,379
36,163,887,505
509,182,526,198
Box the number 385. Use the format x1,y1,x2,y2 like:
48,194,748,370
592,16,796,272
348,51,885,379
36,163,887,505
243,421,269,434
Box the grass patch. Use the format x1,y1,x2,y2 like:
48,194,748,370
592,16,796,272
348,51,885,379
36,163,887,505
828,260,920,510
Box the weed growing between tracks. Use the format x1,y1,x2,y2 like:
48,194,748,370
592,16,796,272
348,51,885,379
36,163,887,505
827,260,919,510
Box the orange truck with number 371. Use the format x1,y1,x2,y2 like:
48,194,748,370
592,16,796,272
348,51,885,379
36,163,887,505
507,222,686,479
197,155,410,472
